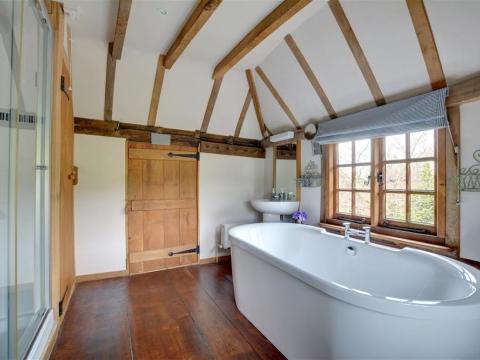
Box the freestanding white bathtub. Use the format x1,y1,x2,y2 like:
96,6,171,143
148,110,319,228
229,223,480,359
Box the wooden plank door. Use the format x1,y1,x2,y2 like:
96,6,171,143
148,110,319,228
59,60,76,313
127,142,199,274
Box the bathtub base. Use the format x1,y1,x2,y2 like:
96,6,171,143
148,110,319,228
232,246,480,359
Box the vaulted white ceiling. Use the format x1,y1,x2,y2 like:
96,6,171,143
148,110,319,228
66,0,480,139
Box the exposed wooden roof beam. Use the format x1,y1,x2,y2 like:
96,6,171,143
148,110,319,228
147,55,166,126
104,42,116,120
213,0,311,79
200,77,224,133
328,0,385,106
406,0,446,90
246,69,270,138
111,0,132,60
255,66,301,129
284,34,337,119
164,0,223,69
234,91,252,138
447,75,480,107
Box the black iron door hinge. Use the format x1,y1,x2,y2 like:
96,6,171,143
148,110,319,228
167,152,199,160
168,245,199,257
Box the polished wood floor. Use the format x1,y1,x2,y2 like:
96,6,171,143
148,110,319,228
51,262,285,359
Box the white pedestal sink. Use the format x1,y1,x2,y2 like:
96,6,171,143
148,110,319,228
251,199,299,222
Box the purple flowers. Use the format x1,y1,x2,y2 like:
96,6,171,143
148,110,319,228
292,210,307,224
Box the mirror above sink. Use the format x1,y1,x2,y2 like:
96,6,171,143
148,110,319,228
273,142,300,201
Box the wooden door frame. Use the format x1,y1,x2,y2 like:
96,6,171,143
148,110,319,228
125,141,200,275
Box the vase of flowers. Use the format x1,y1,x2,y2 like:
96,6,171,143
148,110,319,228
292,210,307,224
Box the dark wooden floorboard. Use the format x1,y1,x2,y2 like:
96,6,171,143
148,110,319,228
50,262,284,360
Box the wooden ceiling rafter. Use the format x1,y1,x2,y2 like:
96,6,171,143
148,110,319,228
234,90,252,138
147,55,166,126
212,0,312,79
200,77,224,133
284,34,337,119
111,0,132,60
104,0,132,120
164,0,223,69
328,0,385,106
255,66,302,130
406,0,446,90
246,69,270,138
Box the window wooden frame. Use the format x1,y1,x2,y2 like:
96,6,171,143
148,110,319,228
322,130,446,244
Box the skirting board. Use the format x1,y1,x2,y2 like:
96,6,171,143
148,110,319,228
198,255,231,265
76,270,128,283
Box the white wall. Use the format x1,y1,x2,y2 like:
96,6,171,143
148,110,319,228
300,140,321,225
460,101,480,262
199,153,264,259
74,135,127,276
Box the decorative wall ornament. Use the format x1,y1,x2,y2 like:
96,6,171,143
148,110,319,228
458,149,480,192
297,160,321,188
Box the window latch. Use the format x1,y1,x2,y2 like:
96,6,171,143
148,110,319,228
376,171,384,185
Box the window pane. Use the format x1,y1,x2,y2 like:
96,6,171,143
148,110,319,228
411,194,434,225
338,142,352,165
385,134,406,160
338,191,352,214
355,165,371,190
410,130,434,158
385,163,406,190
338,166,352,189
355,192,370,217
355,139,371,163
410,161,434,191
385,193,406,221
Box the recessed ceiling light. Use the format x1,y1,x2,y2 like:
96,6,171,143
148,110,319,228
156,8,167,15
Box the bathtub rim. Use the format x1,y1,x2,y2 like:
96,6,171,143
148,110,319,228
229,223,480,321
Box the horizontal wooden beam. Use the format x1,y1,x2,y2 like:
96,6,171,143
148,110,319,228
111,0,132,60
213,0,311,79
446,75,480,107
200,141,265,158
164,0,222,69
74,117,263,149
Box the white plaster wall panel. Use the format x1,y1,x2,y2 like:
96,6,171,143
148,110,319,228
460,101,480,262
254,69,294,133
71,36,107,119
156,56,211,131
424,0,480,84
74,134,127,275
239,104,262,140
208,69,249,136
199,153,265,259
124,0,195,54
113,45,157,124
340,0,431,102
63,0,117,42
291,5,375,116
259,41,329,128
300,139,321,226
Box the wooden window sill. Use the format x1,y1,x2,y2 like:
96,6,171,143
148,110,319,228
319,223,454,255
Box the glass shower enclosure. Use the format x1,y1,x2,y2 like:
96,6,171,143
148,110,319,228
1,0,52,358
